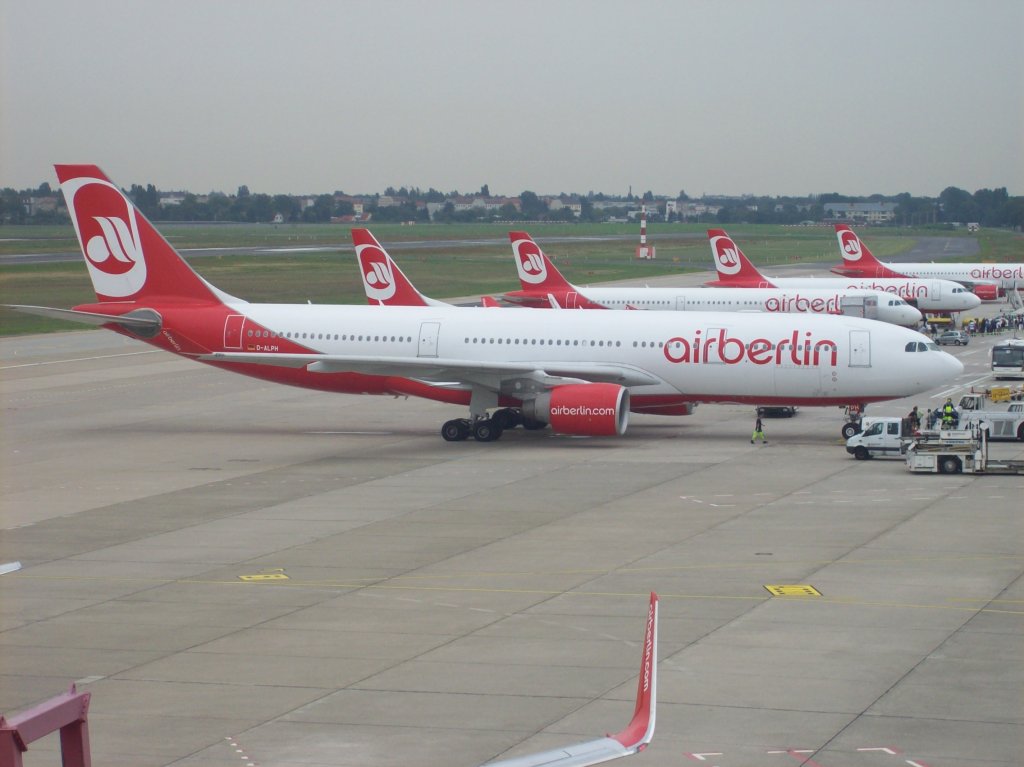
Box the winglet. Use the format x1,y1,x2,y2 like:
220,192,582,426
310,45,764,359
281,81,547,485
609,591,658,752
352,229,449,307
705,229,776,288
831,225,902,278
481,592,659,767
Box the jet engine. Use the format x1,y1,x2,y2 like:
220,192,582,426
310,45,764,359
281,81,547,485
523,383,630,436
971,284,999,301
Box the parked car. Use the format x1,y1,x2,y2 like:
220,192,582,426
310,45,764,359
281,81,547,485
936,330,969,346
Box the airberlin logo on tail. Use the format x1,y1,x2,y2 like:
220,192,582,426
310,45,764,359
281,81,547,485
838,229,862,261
62,177,147,298
514,240,548,284
356,244,396,301
710,235,742,275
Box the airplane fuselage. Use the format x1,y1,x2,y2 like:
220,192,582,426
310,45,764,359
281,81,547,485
135,301,962,408
709,276,981,312
511,286,922,326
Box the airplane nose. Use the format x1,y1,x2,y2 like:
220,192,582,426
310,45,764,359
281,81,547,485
941,349,964,376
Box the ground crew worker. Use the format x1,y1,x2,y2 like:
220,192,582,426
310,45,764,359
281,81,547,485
907,405,921,431
751,415,767,444
941,398,956,428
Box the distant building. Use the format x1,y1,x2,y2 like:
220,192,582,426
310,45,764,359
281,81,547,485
823,202,897,224
158,193,186,208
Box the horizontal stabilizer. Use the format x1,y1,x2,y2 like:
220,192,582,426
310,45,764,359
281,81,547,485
4,305,161,332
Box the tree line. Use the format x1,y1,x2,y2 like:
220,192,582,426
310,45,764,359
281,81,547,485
1,181,1022,228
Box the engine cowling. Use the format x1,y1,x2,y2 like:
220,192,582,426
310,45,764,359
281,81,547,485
971,283,1000,301
522,384,630,436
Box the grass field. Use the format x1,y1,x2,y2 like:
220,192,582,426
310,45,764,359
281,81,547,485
2,223,1021,337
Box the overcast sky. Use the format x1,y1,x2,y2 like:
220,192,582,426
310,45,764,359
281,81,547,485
3,0,1021,198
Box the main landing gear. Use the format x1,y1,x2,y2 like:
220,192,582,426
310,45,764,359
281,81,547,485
441,408,546,442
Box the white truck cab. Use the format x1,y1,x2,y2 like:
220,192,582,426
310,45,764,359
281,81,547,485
845,416,917,459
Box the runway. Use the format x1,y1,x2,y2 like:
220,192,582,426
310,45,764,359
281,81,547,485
1,298,1022,766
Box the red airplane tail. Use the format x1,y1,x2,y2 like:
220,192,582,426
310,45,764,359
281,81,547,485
705,229,776,287
55,165,225,306
351,228,447,306
508,231,575,292
832,224,902,278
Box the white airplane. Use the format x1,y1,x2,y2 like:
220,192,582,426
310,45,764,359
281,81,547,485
500,232,922,326
482,592,657,767
830,224,1022,298
706,229,982,314
7,165,963,443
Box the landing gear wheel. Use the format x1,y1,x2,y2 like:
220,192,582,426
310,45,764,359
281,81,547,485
472,419,503,442
441,419,471,442
842,422,861,440
490,408,521,430
854,446,870,461
521,417,547,431
940,456,962,474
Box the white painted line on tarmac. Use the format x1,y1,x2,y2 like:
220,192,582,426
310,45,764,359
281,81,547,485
0,350,159,370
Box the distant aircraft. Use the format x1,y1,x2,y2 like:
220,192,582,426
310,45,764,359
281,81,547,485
482,592,658,767
353,228,451,307
706,229,983,314
6,166,962,443
501,232,923,326
830,224,1020,299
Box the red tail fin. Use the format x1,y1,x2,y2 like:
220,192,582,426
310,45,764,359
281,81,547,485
508,231,575,292
55,165,222,305
706,229,776,287
832,225,902,278
352,228,435,306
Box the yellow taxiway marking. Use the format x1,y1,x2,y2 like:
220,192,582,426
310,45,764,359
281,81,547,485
764,584,822,597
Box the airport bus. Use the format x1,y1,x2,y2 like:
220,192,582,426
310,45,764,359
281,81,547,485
992,339,1024,380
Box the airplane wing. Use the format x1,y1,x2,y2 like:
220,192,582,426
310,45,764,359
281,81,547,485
482,592,658,767
199,352,664,390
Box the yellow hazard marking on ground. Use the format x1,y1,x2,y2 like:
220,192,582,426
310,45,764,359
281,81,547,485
765,584,821,597
238,573,289,582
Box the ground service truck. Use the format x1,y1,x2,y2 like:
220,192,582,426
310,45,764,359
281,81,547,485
845,416,918,459
905,425,1024,475
956,391,1024,441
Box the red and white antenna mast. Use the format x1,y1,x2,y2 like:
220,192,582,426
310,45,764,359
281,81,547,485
635,205,656,260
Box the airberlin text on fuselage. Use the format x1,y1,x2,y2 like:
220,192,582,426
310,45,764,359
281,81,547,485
969,266,1024,280
664,329,838,367
854,282,925,298
764,294,841,313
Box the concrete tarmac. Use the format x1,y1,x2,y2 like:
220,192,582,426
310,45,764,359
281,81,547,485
1,286,1022,766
